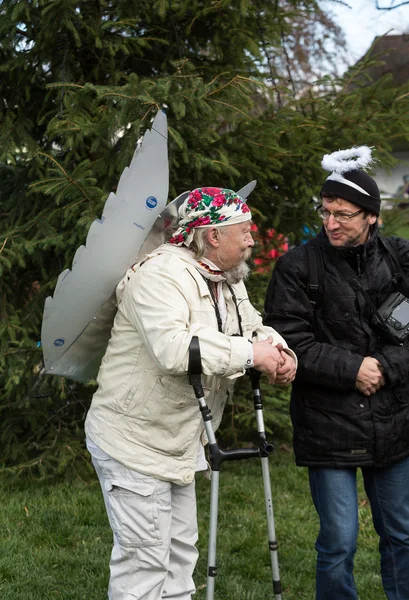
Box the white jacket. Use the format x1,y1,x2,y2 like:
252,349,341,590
85,244,293,485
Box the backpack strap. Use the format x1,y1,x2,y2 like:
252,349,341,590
304,242,325,309
379,236,404,283
304,236,407,311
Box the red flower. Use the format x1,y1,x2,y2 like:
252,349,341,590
188,198,201,209
241,203,250,213
202,187,220,196
169,233,185,244
211,193,226,207
189,215,211,228
188,190,203,208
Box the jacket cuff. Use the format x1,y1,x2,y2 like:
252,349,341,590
282,347,298,369
246,341,254,369
347,355,365,388
372,352,395,385
226,336,251,377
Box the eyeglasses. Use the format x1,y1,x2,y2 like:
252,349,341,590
316,207,364,223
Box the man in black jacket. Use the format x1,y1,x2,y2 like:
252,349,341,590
264,146,409,600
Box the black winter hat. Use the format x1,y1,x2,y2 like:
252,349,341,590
320,146,381,216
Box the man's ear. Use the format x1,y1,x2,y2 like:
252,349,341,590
369,214,377,226
206,227,220,249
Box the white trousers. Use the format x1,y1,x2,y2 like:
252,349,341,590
89,443,198,600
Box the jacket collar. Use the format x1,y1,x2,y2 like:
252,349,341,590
145,244,211,297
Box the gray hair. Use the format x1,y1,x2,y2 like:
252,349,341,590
189,227,232,259
189,228,211,259
165,222,230,259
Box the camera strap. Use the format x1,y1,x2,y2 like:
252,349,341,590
379,236,409,294
305,242,325,309
202,275,244,336
332,255,401,346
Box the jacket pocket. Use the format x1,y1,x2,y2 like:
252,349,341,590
303,389,367,415
394,389,409,405
298,389,371,455
128,375,204,457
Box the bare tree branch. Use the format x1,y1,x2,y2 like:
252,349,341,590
16,27,30,38
376,1,409,9
326,1,352,7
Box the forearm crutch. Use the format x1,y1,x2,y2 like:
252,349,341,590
188,337,282,600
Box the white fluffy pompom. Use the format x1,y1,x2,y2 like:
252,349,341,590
321,146,375,174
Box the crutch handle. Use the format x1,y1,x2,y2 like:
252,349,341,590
247,367,261,390
208,443,260,471
188,336,203,396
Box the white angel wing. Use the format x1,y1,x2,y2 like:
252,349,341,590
236,180,257,199
41,111,169,381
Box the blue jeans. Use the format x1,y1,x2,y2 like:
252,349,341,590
309,456,409,600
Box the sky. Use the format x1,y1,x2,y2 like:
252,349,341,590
322,0,409,67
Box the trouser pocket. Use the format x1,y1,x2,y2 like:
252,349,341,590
105,478,163,548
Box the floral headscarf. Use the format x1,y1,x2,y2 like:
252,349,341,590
168,187,251,247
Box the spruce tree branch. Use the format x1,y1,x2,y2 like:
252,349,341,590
207,98,256,120
0,430,62,474
141,105,157,123
56,183,72,204
0,126,15,147
1,293,10,327
0,238,8,254
46,83,84,90
22,398,85,448
3,349,41,356
340,57,375,95
208,71,233,87
36,152,95,212
42,180,70,194
206,75,249,98
242,136,305,155
0,458,43,474
242,137,287,153
30,178,62,188
278,123,326,133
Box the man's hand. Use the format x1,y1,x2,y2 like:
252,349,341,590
356,357,385,396
253,336,285,384
274,344,297,385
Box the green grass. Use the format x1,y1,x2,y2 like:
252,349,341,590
0,452,384,600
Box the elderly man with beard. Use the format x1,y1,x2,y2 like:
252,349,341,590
85,186,297,600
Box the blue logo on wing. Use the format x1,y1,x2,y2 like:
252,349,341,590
146,196,157,210
54,338,65,347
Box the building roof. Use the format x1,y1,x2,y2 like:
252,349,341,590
357,34,409,87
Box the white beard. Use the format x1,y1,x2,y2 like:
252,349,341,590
224,260,251,284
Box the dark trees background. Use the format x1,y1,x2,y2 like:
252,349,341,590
1,0,409,476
